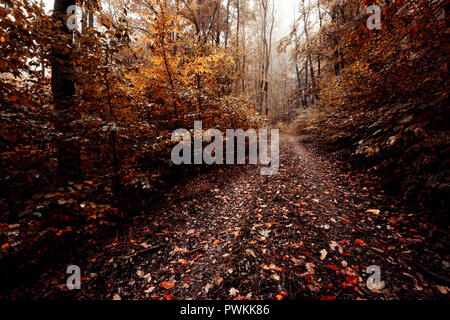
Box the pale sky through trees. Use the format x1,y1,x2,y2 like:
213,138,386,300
39,0,298,40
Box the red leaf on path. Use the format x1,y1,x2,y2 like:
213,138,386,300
193,253,203,260
321,296,336,300
375,240,387,247
346,275,359,286
341,252,353,257
355,239,365,245
323,283,334,290
161,229,171,234
160,281,175,290
327,264,340,271
164,291,174,300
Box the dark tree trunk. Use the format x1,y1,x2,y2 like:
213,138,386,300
52,0,81,181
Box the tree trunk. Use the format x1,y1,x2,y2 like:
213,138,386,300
52,0,81,181
224,0,230,49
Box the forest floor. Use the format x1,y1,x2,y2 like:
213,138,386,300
5,135,449,300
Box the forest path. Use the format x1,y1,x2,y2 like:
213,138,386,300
12,135,447,299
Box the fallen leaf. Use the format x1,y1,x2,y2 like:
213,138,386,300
436,285,449,294
268,263,283,272
204,283,213,293
136,270,144,278
320,249,328,260
346,275,359,286
330,241,343,254
215,277,223,286
306,263,315,274
160,281,175,290
327,264,340,271
291,256,302,266
164,291,174,300
229,287,239,297
144,286,155,294
259,229,271,237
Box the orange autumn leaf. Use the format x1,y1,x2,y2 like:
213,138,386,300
270,264,283,272
160,281,175,290
263,264,283,272
164,291,174,300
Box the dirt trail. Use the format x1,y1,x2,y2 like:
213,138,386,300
9,135,449,300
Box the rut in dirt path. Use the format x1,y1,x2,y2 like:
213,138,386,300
11,135,448,300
